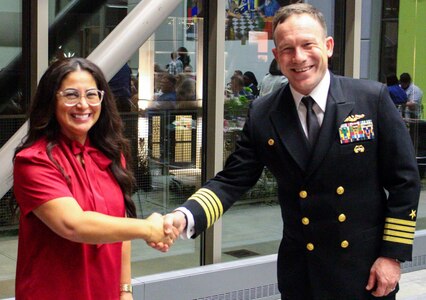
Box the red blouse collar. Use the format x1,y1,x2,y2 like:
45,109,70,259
60,135,112,170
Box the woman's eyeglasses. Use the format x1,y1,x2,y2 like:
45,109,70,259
57,88,104,107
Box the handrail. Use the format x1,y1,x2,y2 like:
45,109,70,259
0,0,182,198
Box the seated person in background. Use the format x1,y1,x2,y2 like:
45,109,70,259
226,70,243,92
157,74,177,101
400,72,424,119
167,51,183,75
154,63,166,97
259,58,288,97
183,65,196,80
177,78,196,101
234,70,243,76
258,0,280,18
243,71,259,97
386,74,407,112
230,74,254,100
177,46,191,69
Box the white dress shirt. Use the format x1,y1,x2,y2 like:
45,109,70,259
291,70,330,138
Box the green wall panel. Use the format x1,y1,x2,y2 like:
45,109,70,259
397,0,426,112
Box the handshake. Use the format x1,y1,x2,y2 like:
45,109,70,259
145,211,187,252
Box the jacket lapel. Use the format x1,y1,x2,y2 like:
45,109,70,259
270,86,310,171
306,74,355,177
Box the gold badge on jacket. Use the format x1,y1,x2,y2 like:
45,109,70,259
339,117,374,144
344,114,365,122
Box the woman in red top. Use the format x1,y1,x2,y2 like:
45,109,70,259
13,58,177,300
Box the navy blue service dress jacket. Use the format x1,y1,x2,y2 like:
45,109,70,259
181,73,421,299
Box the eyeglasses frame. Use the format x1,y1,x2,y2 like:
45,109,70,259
57,88,105,107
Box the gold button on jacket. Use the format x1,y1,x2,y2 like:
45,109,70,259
299,190,307,199
338,214,346,222
341,240,349,248
306,243,314,251
336,186,344,195
302,217,310,225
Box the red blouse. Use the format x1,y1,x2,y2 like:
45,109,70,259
14,135,126,300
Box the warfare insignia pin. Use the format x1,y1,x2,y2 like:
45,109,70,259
344,114,365,122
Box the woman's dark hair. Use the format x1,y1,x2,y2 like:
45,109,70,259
269,59,283,76
177,46,191,68
14,57,136,217
386,74,399,86
243,71,258,86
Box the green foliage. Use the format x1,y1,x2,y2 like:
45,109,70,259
224,95,250,119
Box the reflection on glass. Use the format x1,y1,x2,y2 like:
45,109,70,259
0,3,23,299
223,0,282,261
128,0,203,275
0,1,23,120
49,0,122,61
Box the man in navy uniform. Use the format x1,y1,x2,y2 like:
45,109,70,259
158,3,420,299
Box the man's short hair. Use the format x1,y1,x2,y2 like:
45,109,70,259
231,74,244,87
400,73,412,84
272,3,328,42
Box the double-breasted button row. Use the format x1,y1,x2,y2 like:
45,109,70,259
301,186,348,251
306,240,350,251
302,214,346,225
299,186,344,199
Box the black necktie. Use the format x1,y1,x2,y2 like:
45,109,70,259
302,96,320,147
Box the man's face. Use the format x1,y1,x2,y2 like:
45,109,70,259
400,81,410,90
231,77,240,93
272,14,334,95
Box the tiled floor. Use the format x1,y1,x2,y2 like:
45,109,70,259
399,269,426,299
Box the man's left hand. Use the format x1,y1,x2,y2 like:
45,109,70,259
366,256,401,297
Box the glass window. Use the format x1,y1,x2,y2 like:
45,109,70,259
0,1,22,298
0,1,204,297
0,0,25,143
394,0,426,230
129,0,203,275
221,0,288,261
49,0,122,60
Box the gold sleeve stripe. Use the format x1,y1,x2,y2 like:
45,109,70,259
383,235,413,245
198,189,223,218
384,223,416,233
385,217,416,227
194,191,220,223
189,194,213,227
383,229,415,239
188,188,224,228
190,193,215,218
